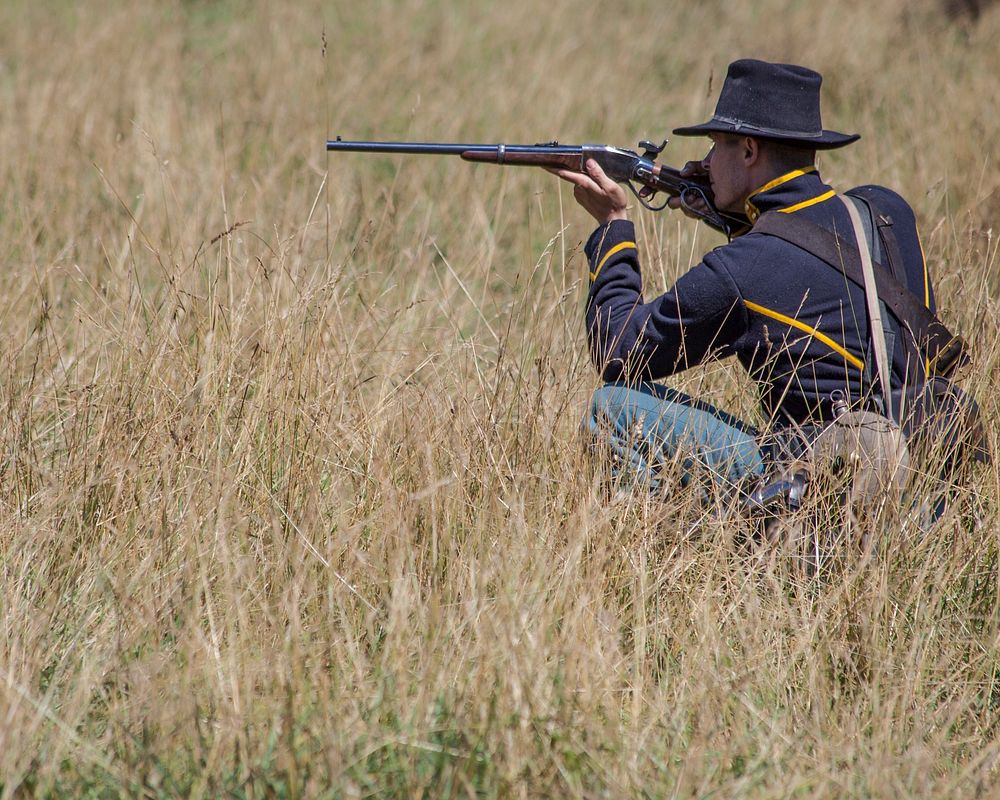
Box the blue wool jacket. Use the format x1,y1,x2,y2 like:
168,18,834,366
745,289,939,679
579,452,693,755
584,169,934,426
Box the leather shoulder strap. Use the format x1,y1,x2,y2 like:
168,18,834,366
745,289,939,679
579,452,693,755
841,194,893,401
751,210,968,376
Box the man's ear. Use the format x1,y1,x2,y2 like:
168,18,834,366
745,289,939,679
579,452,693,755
743,137,761,166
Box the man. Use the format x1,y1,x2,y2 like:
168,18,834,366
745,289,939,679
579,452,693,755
552,59,934,497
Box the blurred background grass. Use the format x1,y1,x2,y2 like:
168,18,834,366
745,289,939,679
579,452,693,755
0,0,997,797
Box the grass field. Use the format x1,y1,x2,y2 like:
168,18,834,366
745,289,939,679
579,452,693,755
1,0,998,797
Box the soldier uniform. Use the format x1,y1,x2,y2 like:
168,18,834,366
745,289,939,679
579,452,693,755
584,60,934,495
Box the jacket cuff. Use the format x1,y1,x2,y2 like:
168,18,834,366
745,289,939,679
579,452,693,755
584,220,637,283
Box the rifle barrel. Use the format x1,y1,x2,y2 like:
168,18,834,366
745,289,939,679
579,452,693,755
324,137,749,236
325,139,584,157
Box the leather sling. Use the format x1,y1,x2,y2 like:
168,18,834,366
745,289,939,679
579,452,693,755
841,194,893,403
751,202,968,377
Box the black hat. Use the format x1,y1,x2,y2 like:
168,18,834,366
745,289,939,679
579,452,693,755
673,59,859,150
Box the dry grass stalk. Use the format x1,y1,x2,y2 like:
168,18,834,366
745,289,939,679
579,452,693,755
0,1,997,796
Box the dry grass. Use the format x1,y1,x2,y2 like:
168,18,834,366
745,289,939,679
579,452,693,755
0,0,998,797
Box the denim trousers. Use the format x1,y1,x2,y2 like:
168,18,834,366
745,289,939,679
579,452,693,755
586,382,768,496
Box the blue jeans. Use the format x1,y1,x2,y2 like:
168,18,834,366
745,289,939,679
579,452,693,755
587,382,767,496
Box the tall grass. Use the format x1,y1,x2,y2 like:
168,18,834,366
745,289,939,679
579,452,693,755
0,0,997,796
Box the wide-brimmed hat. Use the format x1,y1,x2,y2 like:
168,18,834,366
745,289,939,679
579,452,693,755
673,59,859,150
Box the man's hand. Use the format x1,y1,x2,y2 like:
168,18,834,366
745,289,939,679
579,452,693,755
549,159,629,225
666,159,711,218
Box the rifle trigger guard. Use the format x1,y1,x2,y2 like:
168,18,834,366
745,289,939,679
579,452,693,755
627,181,669,212
680,185,728,234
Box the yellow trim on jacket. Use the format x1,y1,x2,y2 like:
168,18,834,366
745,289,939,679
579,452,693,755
590,241,636,282
744,167,818,222
743,299,865,371
778,189,836,215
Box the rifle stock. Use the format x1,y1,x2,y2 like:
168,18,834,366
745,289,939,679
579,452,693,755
460,150,581,170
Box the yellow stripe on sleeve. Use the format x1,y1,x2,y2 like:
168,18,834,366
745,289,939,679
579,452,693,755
590,241,636,282
744,299,865,371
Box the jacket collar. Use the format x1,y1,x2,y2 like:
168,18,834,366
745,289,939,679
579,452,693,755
744,167,835,224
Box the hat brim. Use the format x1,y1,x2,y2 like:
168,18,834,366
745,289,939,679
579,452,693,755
672,119,859,150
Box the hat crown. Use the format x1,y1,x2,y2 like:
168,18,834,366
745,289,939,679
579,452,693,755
711,59,825,139
672,59,859,149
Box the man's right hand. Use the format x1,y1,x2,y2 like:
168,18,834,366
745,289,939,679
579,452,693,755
667,160,712,218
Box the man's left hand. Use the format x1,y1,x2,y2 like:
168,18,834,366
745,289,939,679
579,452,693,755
549,159,629,225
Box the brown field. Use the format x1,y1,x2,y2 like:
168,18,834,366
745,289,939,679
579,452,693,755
0,0,998,797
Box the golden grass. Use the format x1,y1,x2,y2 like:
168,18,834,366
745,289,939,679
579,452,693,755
0,0,998,796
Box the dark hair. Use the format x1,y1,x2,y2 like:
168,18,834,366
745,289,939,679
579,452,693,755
758,138,817,172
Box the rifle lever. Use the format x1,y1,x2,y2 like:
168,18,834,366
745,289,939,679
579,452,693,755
625,181,669,212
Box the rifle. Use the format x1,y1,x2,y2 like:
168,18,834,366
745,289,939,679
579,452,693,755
325,137,750,237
